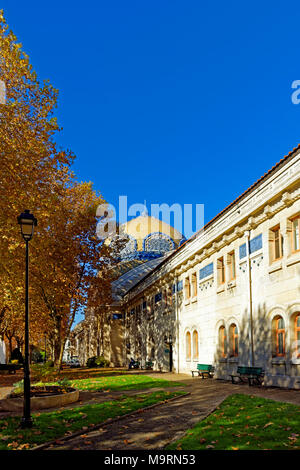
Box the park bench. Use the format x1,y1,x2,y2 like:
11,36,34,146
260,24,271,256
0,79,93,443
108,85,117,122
191,364,214,379
230,366,264,386
0,363,18,374
128,359,140,369
145,361,153,370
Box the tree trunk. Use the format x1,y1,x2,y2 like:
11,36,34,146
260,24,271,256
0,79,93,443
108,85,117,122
57,339,66,372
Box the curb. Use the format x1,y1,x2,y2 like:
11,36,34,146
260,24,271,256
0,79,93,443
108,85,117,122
165,400,225,448
32,391,191,451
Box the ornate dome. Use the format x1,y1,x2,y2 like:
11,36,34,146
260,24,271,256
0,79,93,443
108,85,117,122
117,215,185,262
107,215,185,304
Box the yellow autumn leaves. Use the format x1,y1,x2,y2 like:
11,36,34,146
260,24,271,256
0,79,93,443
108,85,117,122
0,11,115,367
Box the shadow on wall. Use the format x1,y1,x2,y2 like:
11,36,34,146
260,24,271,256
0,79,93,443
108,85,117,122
125,290,183,372
214,302,300,388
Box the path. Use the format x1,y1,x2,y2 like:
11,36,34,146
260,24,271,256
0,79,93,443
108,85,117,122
38,373,300,450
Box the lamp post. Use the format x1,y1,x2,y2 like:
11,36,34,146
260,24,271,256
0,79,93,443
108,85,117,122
164,334,173,372
44,333,47,363
17,209,37,428
245,231,255,367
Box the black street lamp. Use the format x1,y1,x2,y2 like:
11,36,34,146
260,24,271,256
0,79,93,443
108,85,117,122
164,334,173,372
44,333,47,363
17,209,37,428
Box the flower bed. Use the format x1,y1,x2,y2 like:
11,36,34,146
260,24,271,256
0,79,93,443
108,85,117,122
0,385,79,411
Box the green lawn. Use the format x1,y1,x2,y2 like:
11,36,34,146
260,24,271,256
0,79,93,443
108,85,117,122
167,394,300,450
44,373,185,392
0,390,185,450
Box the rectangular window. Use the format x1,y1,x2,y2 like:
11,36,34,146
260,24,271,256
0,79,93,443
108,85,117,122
291,215,300,252
177,280,183,292
227,251,236,281
191,272,197,298
112,313,123,320
148,297,154,318
217,256,225,285
199,262,213,280
163,289,167,307
269,225,283,262
249,233,263,254
239,234,263,259
296,315,300,358
136,304,141,315
184,277,191,300
167,286,173,306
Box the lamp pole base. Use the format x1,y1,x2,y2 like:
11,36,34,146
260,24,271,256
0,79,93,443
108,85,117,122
20,416,33,429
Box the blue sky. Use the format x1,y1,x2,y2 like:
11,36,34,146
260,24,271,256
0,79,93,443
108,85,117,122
2,1,300,238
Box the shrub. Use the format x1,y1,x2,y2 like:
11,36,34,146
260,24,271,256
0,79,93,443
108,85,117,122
31,363,57,382
12,380,24,394
86,356,97,368
45,360,54,367
86,356,110,368
31,349,44,363
57,378,72,391
10,348,23,364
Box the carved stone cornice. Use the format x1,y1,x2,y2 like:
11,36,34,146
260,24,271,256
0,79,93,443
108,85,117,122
282,191,293,206
124,157,300,302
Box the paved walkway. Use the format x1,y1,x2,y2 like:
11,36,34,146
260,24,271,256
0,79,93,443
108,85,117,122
0,387,12,400
38,373,300,451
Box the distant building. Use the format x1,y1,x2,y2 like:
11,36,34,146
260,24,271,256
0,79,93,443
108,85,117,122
69,215,185,367
0,337,6,364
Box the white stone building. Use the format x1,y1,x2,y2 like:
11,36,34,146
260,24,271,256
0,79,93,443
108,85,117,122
72,144,300,388
121,145,300,388
0,337,5,364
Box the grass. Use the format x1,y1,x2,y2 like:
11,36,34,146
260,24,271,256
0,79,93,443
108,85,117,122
0,390,185,450
167,394,300,450
40,373,185,392
30,366,127,385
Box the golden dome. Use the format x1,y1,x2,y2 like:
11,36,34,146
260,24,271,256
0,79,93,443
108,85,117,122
120,214,184,251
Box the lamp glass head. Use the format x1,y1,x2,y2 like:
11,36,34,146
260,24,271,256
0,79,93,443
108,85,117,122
17,210,37,241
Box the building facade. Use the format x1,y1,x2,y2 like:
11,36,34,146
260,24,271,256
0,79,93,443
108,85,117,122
0,337,6,364
72,145,300,388
69,214,185,367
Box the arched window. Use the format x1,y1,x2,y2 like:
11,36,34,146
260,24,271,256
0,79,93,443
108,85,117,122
218,326,227,358
275,317,285,356
295,314,300,358
271,315,286,357
192,330,199,360
229,324,238,357
143,233,175,253
185,277,191,300
186,332,191,361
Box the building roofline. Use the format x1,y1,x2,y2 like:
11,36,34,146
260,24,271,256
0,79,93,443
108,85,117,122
124,143,300,296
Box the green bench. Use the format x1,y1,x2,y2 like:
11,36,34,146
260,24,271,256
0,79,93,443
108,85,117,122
145,361,153,370
128,359,140,369
0,364,17,374
230,366,264,386
191,364,214,379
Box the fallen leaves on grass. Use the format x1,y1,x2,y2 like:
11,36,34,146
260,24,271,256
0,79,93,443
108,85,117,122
263,422,273,428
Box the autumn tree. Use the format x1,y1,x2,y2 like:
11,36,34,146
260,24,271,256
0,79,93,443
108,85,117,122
0,9,73,343
30,176,118,368
0,11,116,364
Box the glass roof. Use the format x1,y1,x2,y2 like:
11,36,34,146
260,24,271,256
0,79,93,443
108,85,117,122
112,255,167,302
